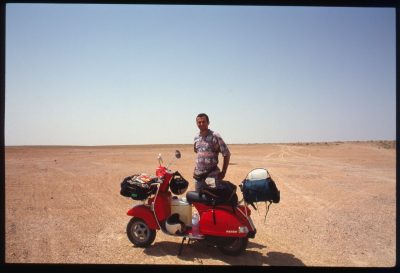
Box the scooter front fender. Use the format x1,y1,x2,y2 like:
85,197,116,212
127,204,159,230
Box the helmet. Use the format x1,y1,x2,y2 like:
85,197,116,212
170,173,189,195
165,213,185,235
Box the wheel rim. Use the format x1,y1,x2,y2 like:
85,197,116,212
131,221,151,243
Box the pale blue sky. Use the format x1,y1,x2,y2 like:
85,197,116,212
5,4,396,145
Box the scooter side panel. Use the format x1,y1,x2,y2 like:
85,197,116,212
238,205,251,216
199,209,249,237
127,205,159,230
194,203,251,217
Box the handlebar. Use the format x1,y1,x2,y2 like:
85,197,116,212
149,178,163,185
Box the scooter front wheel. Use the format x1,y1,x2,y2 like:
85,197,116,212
126,217,156,247
217,237,248,256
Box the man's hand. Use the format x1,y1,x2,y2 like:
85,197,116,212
217,171,226,181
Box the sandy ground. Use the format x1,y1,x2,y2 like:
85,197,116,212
5,141,396,266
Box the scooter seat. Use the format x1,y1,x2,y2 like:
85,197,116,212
186,191,213,205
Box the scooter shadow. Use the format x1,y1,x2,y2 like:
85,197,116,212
142,240,305,266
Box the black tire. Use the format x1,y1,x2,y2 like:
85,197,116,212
217,237,248,256
126,217,156,247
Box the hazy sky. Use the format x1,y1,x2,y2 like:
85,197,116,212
5,4,396,145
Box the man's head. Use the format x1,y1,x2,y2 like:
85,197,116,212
196,113,209,132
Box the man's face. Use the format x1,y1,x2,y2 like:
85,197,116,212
196,116,209,131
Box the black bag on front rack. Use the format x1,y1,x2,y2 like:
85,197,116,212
240,176,280,205
201,180,238,207
120,175,156,200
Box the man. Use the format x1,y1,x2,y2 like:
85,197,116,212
193,113,231,192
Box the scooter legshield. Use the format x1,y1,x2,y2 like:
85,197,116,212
127,204,159,230
199,208,251,237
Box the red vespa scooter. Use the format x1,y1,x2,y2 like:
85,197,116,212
125,150,257,256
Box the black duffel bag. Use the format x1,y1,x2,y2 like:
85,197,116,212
120,174,157,200
201,180,238,207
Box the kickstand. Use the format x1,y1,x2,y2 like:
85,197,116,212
178,236,189,256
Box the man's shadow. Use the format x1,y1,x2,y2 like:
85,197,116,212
141,240,305,266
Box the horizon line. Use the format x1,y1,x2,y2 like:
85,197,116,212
4,139,396,148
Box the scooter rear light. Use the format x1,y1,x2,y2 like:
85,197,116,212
238,226,249,233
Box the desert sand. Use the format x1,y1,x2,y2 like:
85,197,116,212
5,141,396,266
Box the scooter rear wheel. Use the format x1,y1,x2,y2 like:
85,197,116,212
127,217,156,247
217,237,248,256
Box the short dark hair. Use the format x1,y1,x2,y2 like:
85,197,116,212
196,113,209,123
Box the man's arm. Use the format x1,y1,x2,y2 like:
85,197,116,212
218,154,230,180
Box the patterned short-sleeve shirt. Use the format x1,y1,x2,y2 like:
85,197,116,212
194,129,230,176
